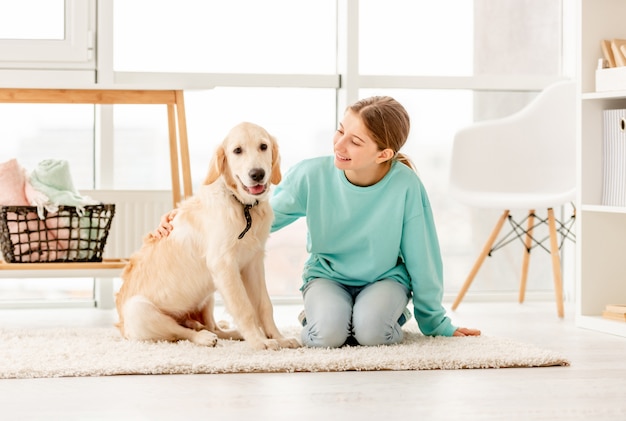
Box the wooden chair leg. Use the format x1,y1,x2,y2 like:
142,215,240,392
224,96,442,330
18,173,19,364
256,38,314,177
519,210,535,304
547,208,565,318
452,210,510,311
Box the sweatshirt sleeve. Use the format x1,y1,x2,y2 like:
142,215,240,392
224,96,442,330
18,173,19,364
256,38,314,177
401,187,457,337
269,164,306,233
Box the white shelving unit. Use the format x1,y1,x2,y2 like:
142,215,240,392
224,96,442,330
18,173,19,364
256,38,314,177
576,0,626,337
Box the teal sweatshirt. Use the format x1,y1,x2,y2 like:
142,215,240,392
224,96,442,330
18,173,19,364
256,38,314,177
270,156,456,337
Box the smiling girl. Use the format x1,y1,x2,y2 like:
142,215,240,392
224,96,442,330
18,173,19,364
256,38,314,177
268,96,480,347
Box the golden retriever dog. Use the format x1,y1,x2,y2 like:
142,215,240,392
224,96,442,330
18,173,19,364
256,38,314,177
115,122,300,350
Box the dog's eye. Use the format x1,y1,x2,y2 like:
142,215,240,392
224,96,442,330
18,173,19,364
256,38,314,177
233,147,242,154
260,143,268,151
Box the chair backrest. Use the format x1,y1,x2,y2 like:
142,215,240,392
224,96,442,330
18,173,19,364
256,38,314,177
449,80,576,207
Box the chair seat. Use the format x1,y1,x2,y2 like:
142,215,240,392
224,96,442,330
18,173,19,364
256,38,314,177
450,187,576,210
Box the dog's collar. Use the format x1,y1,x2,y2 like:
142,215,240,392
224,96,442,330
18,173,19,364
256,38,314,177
232,195,259,239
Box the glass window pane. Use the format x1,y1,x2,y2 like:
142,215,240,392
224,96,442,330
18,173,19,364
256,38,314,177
183,88,336,175
0,104,95,190
113,88,336,190
0,0,65,40
360,0,562,77
359,0,474,75
473,0,562,76
0,1,91,65
113,0,337,73
112,104,171,190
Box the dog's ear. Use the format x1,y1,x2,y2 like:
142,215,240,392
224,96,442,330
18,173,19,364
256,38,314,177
204,145,225,185
270,136,282,185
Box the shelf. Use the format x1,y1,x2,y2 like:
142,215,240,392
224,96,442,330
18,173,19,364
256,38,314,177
0,259,128,278
581,204,626,214
0,258,128,270
576,315,626,337
0,88,191,284
0,88,192,206
582,91,626,100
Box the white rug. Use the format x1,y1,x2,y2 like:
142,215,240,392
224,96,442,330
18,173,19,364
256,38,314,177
0,325,569,379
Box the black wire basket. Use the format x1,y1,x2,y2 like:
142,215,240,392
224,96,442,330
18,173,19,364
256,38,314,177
0,204,115,263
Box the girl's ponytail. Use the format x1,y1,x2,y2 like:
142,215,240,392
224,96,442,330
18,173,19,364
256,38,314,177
396,152,417,173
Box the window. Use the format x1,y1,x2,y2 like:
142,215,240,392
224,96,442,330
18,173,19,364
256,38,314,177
110,88,336,190
113,0,336,74
359,0,474,76
0,1,574,305
0,0,94,67
0,1,64,39
0,104,95,189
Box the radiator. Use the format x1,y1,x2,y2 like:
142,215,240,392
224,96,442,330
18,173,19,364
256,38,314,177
81,190,174,259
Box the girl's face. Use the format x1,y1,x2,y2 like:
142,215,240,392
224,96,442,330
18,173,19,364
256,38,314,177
333,110,393,186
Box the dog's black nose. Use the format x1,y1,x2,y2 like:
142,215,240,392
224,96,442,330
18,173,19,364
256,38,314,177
249,168,265,182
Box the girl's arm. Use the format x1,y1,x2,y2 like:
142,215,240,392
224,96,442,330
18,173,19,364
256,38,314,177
402,192,480,337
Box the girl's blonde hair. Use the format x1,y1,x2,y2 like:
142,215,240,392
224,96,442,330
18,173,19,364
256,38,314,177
347,96,416,171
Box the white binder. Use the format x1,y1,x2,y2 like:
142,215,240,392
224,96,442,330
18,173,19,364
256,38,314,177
602,109,626,206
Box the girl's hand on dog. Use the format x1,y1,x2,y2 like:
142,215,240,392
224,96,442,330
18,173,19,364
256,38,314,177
151,209,178,239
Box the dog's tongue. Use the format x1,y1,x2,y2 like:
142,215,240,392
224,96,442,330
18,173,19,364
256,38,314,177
249,184,265,195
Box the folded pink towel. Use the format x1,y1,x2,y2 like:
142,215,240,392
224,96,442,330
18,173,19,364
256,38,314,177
0,159,29,206
0,159,64,262
6,212,63,262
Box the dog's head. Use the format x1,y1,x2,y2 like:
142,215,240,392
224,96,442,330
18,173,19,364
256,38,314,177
204,122,281,204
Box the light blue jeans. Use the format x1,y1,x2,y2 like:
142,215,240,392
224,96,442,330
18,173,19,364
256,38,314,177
300,278,410,348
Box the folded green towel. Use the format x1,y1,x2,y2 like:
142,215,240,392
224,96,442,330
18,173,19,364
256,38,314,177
28,159,99,218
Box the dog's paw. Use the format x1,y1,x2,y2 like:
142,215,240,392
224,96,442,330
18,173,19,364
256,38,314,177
217,320,231,329
277,337,301,349
249,338,280,351
192,330,218,347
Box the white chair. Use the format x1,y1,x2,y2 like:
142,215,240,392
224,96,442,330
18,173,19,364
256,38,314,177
448,80,576,318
